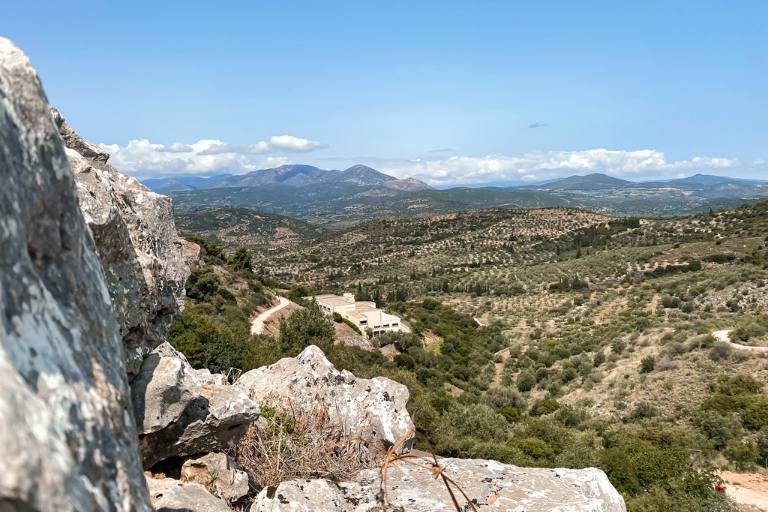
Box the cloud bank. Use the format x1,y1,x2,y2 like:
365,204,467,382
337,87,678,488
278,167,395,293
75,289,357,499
98,135,745,186
375,149,739,186
99,135,324,177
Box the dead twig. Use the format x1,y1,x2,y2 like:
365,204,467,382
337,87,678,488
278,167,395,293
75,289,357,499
379,429,478,512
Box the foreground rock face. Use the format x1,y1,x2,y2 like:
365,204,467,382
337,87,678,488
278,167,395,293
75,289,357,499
251,456,626,511
181,452,250,502
0,37,151,510
147,476,232,512
52,110,190,377
236,345,414,451
132,343,260,467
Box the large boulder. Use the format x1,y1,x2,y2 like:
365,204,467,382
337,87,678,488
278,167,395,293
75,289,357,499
146,476,233,512
236,345,414,451
181,452,250,502
132,342,260,467
52,110,190,377
250,457,626,511
0,37,151,511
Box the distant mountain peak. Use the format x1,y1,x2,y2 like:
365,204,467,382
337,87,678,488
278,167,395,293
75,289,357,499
344,164,383,173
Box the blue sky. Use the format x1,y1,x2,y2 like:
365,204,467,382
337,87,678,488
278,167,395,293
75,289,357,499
5,1,767,185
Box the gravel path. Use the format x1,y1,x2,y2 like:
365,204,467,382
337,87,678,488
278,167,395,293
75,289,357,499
720,471,768,512
712,329,768,354
251,296,291,335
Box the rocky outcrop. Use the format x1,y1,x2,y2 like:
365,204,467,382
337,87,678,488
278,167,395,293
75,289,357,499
251,457,626,511
0,37,151,511
132,343,260,467
236,345,414,451
147,476,233,512
52,110,190,377
181,452,250,502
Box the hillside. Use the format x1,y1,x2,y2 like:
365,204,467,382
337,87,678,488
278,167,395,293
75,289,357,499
251,207,620,284
169,183,573,227
179,196,768,510
175,208,325,254
539,173,632,191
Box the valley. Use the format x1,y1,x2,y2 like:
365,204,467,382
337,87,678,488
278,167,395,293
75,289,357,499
173,195,768,511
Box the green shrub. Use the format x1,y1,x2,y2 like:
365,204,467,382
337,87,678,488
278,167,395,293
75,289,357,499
724,440,758,470
516,370,536,392
743,396,768,431
640,356,655,373
530,399,560,417
693,410,738,450
757,427,768,467
278,303,336,354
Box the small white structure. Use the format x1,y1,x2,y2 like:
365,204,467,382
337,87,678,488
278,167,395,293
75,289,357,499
311,293,403,335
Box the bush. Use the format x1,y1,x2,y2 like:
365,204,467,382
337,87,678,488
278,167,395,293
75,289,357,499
278,303,336,354
709,343,732,361
374,331,422,352
627,402,658,421
229,246,253,272
485,387,527,411
640,356,656,373
444,403,508,442
693,411,739,450
724,440,758,470
743,396,768,431
757,427,768,467
517,370,536,392
600,434,715,504
593,351,606,367
530,399,560,417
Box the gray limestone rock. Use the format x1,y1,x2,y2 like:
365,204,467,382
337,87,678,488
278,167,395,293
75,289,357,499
146,476,233,512
181,452,250,502
236,345,414,452
250,456,626,511
132,342,260,467
52,110,190,377
0,37,151,511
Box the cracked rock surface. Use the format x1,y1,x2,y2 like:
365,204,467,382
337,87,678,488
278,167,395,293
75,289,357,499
236,345,414,451
251,456,626,511
132,343,260,467
53,110,190,378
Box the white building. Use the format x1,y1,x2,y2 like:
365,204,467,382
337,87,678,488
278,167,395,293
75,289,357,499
311,293,403,335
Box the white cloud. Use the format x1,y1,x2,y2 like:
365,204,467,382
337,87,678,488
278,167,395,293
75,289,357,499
98,134,325,177
375,149,739,186
268,135,322,152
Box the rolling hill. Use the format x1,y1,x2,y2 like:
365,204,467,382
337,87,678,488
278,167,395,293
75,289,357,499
174,208,325,253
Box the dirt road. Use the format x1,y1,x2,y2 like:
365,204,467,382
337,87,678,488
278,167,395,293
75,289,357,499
720,471,768,511
713,329,768,354
251,296,291,335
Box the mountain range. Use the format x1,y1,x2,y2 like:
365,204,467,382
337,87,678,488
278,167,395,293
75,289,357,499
142,164,431,194
142,167,768,227
531,172,768,199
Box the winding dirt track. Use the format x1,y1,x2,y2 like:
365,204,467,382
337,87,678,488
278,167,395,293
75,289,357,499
250,296,291,335
712,329,768,354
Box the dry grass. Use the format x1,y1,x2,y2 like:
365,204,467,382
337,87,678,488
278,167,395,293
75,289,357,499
233,402,373,489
